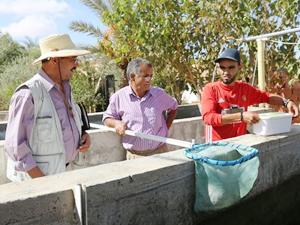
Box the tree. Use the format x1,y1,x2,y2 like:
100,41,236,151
0,33,41,110
69,0,137,88
70,0,127,109
0,32,27,73
101,0,300,102
0,56,40,110
71,55,122,112
70,0,300,103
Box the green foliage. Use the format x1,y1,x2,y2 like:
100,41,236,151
70,0,300,103
101,0,300,101
0,33,41,110
69,0,112,51
0,32,27,73
71,56,122,112
0,55,40,110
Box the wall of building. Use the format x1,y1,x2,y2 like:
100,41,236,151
269,85,300,112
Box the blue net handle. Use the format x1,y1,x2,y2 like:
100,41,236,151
184,141,259,166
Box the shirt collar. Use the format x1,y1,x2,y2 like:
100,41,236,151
37,69,56,92
37,69,70,93
220,80,238,90
127,85,154,98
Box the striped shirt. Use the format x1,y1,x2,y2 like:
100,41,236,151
103,86,178,150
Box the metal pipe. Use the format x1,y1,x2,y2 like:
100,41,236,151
90,123,194,148
251,51,258,86
237,27,300,42
257,39,265,91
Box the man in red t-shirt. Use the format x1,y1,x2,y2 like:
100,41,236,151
201,48,299,142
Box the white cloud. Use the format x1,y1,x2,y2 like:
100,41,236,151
1,15,57,39
0,0,74,41
0,0,70,17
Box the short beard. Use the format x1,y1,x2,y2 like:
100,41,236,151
222,76,236,85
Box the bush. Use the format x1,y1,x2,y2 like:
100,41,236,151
0,55,39,110
71,56,122,112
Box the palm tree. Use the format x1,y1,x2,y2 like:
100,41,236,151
69,0,112,52
69,0,129,87
21,37,38,50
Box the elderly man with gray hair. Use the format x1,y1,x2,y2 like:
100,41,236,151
103,58,178,159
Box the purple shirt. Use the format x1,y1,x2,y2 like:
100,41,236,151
4,70,80,172
103,86,178,150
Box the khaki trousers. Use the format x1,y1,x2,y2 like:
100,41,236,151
126,144,169,160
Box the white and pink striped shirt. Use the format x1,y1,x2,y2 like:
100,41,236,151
103,86,178,150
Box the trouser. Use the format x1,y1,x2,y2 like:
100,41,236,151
126,144,169,160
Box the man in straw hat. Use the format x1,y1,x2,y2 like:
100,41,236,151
4,34,91,181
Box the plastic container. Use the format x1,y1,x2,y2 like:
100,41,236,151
252,112,293,136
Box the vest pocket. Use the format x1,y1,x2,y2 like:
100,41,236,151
34,153,64,176
34,117,54,143
36,162,49,176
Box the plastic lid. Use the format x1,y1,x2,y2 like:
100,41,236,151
258,112,293,120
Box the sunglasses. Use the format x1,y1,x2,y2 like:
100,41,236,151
138,74,153,80
61,57,78,64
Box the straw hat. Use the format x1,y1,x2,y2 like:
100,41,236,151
31,34,91,66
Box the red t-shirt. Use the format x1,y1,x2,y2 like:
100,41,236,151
201,81,270,142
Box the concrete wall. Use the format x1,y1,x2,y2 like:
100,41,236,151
0,112,8,122
0,144,10,184
1,125,300,224
0,116,204,185
0,122,6,141
0,106,273,185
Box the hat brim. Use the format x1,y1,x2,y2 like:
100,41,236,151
215,56,239,63
30,49,91,66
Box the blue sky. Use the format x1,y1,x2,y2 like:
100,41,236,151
0,0,107,46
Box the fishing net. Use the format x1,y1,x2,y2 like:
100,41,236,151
184,142,260,212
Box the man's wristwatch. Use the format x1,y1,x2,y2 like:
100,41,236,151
283,98,291,107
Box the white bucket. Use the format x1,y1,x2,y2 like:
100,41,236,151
252,112,293,136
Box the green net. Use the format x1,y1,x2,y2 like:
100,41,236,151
184,142,260,212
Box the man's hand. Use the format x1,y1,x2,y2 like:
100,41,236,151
287,101,299,118
103,118,127,136
242,111,260,124
114,120,127,136
27,166,45,179
222,111,260,125
78,132,91,152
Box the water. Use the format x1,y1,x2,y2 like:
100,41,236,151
197,173,300,225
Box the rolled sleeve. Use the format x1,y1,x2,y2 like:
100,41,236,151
102,95,120,122
161,91,178,112
4,88,37,172
5,142,37,172
168,97,178,112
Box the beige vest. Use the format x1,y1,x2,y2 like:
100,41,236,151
7,75,82,181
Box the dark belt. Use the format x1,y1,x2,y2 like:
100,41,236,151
127,148,158,156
